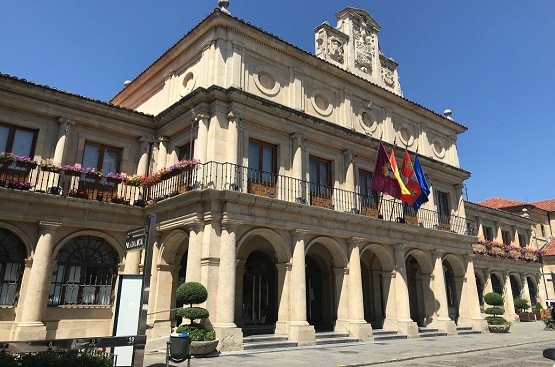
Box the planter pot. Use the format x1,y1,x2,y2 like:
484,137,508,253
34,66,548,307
190,339,218,356
518,312,536,322
16,161,37,169
488,324,510,333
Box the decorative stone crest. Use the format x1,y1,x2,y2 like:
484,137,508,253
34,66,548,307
327,37,344,63
354,23,375,74
381,66,395,87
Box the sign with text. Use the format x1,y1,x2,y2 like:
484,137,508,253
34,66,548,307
125,226,147,251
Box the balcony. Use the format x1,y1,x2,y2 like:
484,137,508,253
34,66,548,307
0,161,476,236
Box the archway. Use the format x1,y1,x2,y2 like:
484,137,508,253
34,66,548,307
527,276,538,306
475,275,485,309
491,273,503,295
510,275,521,299
360,244,393,328
443,261,459,322
406,255,424,326
242,251,277,327
0,229,26,306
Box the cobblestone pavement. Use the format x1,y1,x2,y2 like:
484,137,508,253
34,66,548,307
143,322,555,367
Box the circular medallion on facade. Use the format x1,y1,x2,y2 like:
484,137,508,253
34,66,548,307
254,66,280,96
180,71,196,97
432,138,446,158
311,90,333,116
399,125,414,147
358,108,377,134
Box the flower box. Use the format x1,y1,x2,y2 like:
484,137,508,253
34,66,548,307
16,161,37,169
85,173,102,180
41,166,63,173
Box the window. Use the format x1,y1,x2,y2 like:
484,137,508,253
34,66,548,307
0,229,26,306
248,139,276,184
518,234,527,247
484,226,494,241
436,191,450,223
359,169,379,207
178,141,195,161
0,123,38,157
309,156,332,197
501,230,511,245
49,236,118,306
82,142,121,174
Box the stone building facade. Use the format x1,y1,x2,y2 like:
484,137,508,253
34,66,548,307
0,7,546,352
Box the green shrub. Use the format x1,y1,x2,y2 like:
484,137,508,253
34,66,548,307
513,297,530,312
176,282,208,306
484,307,505,316
0,350,113,367
534,302,544,312
544,317,555,330
176,306,209,321
175,324,216,341
484,292,503,306
485,316,509,325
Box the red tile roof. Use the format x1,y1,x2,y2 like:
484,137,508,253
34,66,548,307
531,199,555,212
478,197,526,209
542,238,555,256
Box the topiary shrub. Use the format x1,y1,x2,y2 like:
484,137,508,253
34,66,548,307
175,282,215,341
483,292,509,326
176,281,208,307
513,297,530,313
534,302,544,312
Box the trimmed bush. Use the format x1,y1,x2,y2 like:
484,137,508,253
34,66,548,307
484,292,503,306
485,316,509,325
176,324,216,341
513,297,530,312
534,302,544,312
176,306,209,321
176,281,208,306
0,350,112,367
484,307,505,316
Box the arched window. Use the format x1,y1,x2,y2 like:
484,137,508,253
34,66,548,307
49,236,118,306
0,229,26,306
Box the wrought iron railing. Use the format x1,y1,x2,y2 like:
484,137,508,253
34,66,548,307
0,161,476,236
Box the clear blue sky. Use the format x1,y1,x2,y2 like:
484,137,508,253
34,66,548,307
1,1,554,204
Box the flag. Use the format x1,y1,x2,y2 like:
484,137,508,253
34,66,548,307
371,143,401,199
388,148,414,205
401,150,422,205
412,154,430,211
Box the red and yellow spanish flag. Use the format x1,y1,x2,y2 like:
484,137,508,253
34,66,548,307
389,148,415,205
401,150,422,205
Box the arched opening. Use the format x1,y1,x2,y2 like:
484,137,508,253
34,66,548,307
528,276,538,306
406,255,424,326
49,236,118,306
175,252,188,325
475,275,485,309
443,261,459,322
361,249,386,328
0,229,26,306
510,275,521,299
491,273,503,295
241,251,277,327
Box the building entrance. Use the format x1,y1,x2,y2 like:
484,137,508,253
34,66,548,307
241,251,277,327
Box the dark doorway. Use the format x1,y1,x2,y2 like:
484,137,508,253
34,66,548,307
242,251,277,327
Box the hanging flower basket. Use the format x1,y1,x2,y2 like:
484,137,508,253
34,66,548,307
62,165,84,177
16,160,38,169
0,152,16,166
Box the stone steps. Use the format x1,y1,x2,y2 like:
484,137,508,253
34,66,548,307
243,334,297,351
372,329,408,341
418,326,448,338
315,331,359,346
456,326,481,335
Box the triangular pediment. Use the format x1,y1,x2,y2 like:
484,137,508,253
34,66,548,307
335,7,381,31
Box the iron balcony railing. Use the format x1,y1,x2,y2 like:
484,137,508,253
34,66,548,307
0,161,476,236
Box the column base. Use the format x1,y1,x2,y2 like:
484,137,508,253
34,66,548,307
334,319,350,334
288,322,315,346
275,321,289,335
213,325,243,352
470,318,490,332
396,319,420,338
433,318,457,335
14,321,47,341
349,321,373,340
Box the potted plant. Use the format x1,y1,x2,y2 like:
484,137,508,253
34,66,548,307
514,297,534,322
534,302,544,320
484,292,510,333
39,159,63,173
175,282,218,356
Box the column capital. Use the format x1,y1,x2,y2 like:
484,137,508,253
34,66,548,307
347,237,364,246
221,219,243,231
57,117,75,126
187,221,205,233
157,136,169,143
290,132,306,148
431,249,444,260
227,111,243,124
342,149,354,163
194,113,210,122
393,243,407,252
138,136,153,144
38,221,61,233
291,229,310,240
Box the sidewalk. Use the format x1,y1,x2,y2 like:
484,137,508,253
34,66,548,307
144,322,553,367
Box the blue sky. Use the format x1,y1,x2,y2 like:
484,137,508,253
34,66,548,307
1,1,554,204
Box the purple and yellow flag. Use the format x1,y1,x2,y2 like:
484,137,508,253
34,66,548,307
371,143,402,199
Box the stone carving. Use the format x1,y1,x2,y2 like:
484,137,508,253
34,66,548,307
381,66,395,87
327,37,344,64
354,23,375,74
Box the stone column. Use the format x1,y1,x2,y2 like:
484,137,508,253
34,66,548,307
430,250,456,334
503,271,518,322
275,262,291,335
185,222,204,283
343,150,356,212
156,136,169,171
194,114,210,165
147,234,161,331
137,137,151,176
123,249,141,274
53,118,73,164
226,111,241,190
334,266,349,333
291,133,306,201
483,268,493,295
382,271,398,331
289,229,315,345
521,274,532,307
461,256,488,331
392,244,419,336
214,219,243,352
15,221,61,340
347,237,372,339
